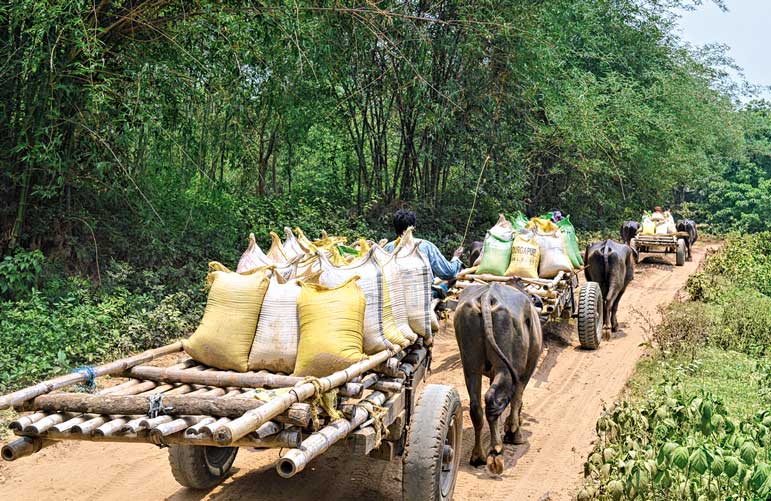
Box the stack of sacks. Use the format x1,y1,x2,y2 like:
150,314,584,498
527,217,574,278
318,249,412,353
556,216,584,268
476,214,515,275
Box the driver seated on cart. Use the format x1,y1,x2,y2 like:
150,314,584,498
650,206,666,222
383,209,463,296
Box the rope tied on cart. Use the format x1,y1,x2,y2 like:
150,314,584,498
302,376,343,430
359,400,388,449
146,394,174,418
72,366,97,393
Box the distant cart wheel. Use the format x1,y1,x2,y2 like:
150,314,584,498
403,384,462,501
675,239,686,266
168,444,238,489
577,282,603,350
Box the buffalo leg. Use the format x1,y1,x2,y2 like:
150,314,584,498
484,376,510,475
465,371,486,467
609,285,628,332
504,383,526,445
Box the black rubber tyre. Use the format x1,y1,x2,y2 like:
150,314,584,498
168,444,238,489
577,282,603,350
403,384,462,501
675,239,686,266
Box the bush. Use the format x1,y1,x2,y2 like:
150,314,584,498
0,248,45,300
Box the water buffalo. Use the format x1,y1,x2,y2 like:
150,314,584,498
584,240,635,333
620,221,640,246
454,283,543,475
676,219,697,261
468,240,484,267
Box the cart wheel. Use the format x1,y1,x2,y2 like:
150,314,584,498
577,282,603,350
403,384,462,501
675,239,686,266
168,444,238,489
629,238,639,263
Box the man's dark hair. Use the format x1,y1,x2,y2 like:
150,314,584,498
393,209,417,235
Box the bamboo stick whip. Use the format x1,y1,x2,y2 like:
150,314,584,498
0,341,184,410
213,347,400,445
276,391,388,478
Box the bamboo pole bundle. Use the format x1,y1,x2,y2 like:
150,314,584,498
184,417,217,437
22,413,74,434
276,391,388,478
26,394,268,418
8,429,301,450
9,412,46,432
150,416,207,440
212,347,400,445
0,342,184,410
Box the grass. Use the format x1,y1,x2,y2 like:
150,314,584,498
628,347,769,419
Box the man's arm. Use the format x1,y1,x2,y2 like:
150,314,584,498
419,241,463,280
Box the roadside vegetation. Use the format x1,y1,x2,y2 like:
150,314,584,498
579,234,771,500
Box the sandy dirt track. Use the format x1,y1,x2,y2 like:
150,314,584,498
0,243,711,501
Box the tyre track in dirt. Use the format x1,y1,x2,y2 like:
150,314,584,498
0,243,711,501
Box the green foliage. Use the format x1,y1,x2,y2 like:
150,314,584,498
0,263,204,393
580,381,771,499
0,249,44,300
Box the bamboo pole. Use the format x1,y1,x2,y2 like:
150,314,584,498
26,394,267,418
213,347,400,445
125,366,365,398
1,436,51,461
9,412,46,432
276,391,388,478
184,417,217,437
10,430,301,450
0,341,184,410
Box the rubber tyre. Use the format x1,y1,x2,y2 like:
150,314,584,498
403,384,462,501
168,444,238,489
675,239,686,266
577,282,603,350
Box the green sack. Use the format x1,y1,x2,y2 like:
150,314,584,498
477,232,513,276
337,244,359,257
556,216,583,268
512,211,529,231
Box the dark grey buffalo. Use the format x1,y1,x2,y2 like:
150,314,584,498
453,283,543,475
676,219,698,261
584,240,635,333
620,221,640,246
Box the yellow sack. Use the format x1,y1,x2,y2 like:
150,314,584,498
527,217,559,234
355,238,371,257
641,217,655,235
266,231,289,263
294,276,367,377
294,227,319,253
184,263,270,372
505,233,541,278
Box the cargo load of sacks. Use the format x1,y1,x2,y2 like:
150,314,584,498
640,210,676,235
182,227,434,377
474,212,583,279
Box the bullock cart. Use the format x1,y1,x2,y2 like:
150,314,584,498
1,338,462,501
442,269,605,350
630,232,689,266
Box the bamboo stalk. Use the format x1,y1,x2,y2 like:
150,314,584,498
15,429,301,449
213,347,400,445
123,365,304,389
22,413,72,434
253,421,281,439
184,417,217,437
276,391,387,478
9,412,46,432
0,342,184,410
150,416,206,440
372,378,404,393
2,436,51,462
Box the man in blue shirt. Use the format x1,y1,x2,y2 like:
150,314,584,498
383,209,464,281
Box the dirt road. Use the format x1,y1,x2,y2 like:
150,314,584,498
0,244,710,501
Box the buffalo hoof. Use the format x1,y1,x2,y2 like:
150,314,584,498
470,455,486,468
504,430,525,445
486,453,505,475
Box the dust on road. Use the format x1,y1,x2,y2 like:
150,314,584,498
0,244,713,501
